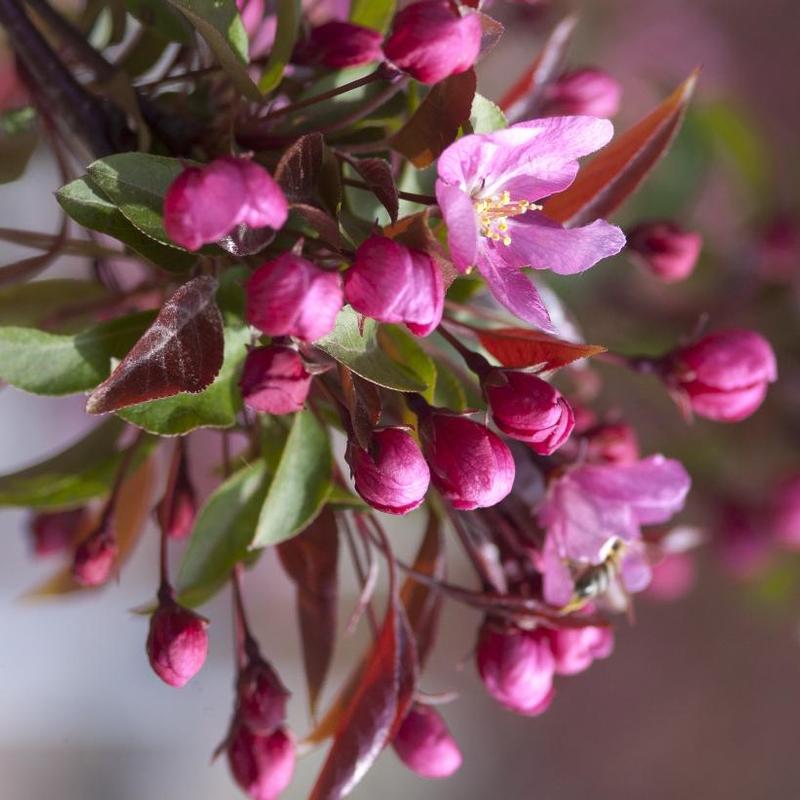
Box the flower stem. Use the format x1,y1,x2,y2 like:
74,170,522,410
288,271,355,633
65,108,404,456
437,324,493,377
341,177,437,205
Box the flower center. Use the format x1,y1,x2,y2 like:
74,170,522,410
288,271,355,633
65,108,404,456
475,190,541,246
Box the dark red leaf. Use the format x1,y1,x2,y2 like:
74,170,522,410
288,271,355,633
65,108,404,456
291,202,344,248
350,157,399,223
86,276,224,414
277,506,339,716
390,69,477,169
389,606,419,738
499,14,577,117
542,70,699,227
340,365,382,451
472,326,605,371
275,132,324,202
217,222,276,257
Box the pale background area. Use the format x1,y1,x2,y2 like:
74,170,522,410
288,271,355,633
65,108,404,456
3,0,800,797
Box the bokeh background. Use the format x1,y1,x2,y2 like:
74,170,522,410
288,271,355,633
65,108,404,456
2,0,800,798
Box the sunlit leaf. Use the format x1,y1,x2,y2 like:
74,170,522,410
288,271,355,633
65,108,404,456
259,0,301,92
472,326,605,370
349,0,394,33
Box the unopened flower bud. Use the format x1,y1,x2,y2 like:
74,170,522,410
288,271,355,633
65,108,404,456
542,68,622,118
239,346,312,415
237,657,290,735
383,0,482,85
627,221,702,283
30,507,85,557
146,596,209,688
72,529,117,586
347,427,430,514
297,21,384,68
547,625,613,676
418,411,515,510
771,475,800,549
483,370,574,455
645,552,696,601
393,704,462,779
584,422,639,464
228,724,295,800
476,622,554,716
667,329,777,422
246,253,343,342
157,451,196,540
164,157,288,251
344,236,444,337
757,217,800,283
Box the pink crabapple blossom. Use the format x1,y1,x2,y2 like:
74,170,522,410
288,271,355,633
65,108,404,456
393,705,463,779
627,220,703,283
71,530,117,587
298,21,384,68
146,598,209,688
547,623,614,676
435,116,626,330
29,508,85,557
236,658,290,735
227,724,295,800
542,68,623,118
239,346,313,415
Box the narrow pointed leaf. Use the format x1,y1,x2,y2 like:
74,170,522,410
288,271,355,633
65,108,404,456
0,279,109,329
275,133,324,202
259,0,301,93
350,158,399,223
543,70,700,227
87,276,224,414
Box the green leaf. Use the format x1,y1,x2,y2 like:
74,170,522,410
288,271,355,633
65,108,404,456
252,410,333,548
117,324,250,435
470,93,507,134
259,0,300,93
0,107,37,184
350,0,394,33
315,306,431,392
176,460,268,607
0,419,151,508
0,279,109,329
127,0,192,43
328,483,369,509
167,0,261,100
431,358,468,411
56,176,195,271
0,312,154,396
376,324,436,399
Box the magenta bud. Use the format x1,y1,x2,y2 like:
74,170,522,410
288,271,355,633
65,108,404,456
645,552,696,601
164,157,288,251
237,658,290,735
383,0,482,85
298,21,384,68
419,412,515,510
239,346,313,415
246,253,343,342
476,623,555,716
393,704,462,779
547,625,614,676
668,329,777,422
484,370,574,455
772,476,800,549
228,724,295,800
146,597,208,688
30,507,85,557
584,422,640,465
72,530,117,586
158,455,196,541
344,236,444,337
627,221,703,283
347,427,431,515
542,68,622,118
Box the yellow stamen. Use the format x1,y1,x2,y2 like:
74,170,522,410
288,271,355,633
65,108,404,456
476,191,541,246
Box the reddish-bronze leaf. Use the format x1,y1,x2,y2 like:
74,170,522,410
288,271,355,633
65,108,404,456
350,157,399,223
217,223,275,257
473,326,605,371
389,606,419,738
390,69,477,169
277,506,339,716
340,365,382,451
275,132,324,202
291,202,344,248
86,276,224,415
542,70,699,227
499,14,577,118
477,13,504,60
400,512,445,669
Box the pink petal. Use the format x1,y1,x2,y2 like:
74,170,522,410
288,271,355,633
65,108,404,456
435,181,478,272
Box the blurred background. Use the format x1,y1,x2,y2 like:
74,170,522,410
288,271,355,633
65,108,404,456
2,0,800,798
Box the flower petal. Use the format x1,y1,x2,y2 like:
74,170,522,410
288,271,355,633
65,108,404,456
435,181,478,271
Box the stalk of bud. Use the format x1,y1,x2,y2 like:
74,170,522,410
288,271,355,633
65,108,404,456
227,723,295,800
627,220,703,283
239,346,313,415
392,704,463,779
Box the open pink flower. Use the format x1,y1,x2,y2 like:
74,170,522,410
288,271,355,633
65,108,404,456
435,116,626,330
537,455,691,605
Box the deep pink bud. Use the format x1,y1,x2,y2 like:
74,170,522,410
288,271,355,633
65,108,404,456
228,724,295,800
547,625,614,676
584,422,640,465
757,218,800,283
239,346,312,415
164,157,288,251
669,329,777,422
237,658,290,735
772,476,800,549
299,21,384,68
146,597,208,688
344,236,444,337
542,68,622,118
484,370,574,455
393,704,462,779
645,552,696,601
246,253,343,342
419,412,515,510
383,0,482,84
347,427,430,514
72,530,117,586
30,508,85,557
476,623,554,716
627,221,703,283
157,451,196,540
